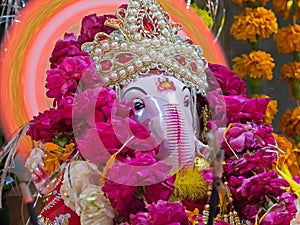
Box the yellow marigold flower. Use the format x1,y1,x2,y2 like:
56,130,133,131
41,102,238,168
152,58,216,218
251,94,278,125
43,142,75,175
274,24,300,54
279,107,300,139
230,7,278,42
273,0,300,20
280,62,300,82
233,0,269,7
232,50,275,80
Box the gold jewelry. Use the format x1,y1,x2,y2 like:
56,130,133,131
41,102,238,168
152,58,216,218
81,0,208,95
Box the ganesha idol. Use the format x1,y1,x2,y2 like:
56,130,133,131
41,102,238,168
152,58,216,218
23,0,225,224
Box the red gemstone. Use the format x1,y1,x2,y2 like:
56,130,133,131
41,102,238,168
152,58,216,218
143,14,154,32
100,60,113,71
164,12,170,21
97,35,108,42
116,53,134,64
174,55,186,66
186,38,194,45
190,62,198,73
119,8,126,18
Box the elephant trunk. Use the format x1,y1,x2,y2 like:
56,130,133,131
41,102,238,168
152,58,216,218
158,104,195,169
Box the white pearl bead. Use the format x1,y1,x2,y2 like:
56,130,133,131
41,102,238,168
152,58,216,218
110,73,118,81
169,47,175,54
103,76,110,83
173,63,180,71
150,5,157,12
120,43,128,50
142,39,151,47
162,48,170,56
149,49,156,58
135,60,143,68
165,59,172,66
142,55,152,63
94,47,102,55
157,53,164,61
161,28,170,38
152,39,160,47
174,44,181,52
93,56,99,63
127,16,135,24
129,25,137,33
132,1,140,8
119,70,126,77
129,44,137,52
127,65,135,73
158,20,166,28
134,33,142,41
137,47,146,55
111,42,119,49
102,43,110,51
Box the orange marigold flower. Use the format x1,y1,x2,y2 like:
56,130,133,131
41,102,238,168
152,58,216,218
232,50,275,80
251,94,278,125
273,0,300,20
279,107,300,139
43,142,75,175
230,7,278,42
273,133,299,177
280,62,300,82
274,24,300,54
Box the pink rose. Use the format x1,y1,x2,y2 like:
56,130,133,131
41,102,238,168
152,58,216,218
49,33,87,69
46,56,95,106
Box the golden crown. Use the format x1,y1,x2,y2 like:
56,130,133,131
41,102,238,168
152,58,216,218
81,0,208,95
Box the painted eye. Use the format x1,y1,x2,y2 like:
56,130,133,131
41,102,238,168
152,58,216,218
133,99,145,110
184,95,189,107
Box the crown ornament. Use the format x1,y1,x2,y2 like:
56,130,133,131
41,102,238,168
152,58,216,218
81,0,208,95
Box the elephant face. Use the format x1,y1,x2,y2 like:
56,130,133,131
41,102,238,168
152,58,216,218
121,73,201,169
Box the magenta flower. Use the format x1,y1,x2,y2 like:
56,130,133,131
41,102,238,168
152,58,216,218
208,63,246,96
72,87,116,124
260,193,297,225
27,106,72,141
235,171,289,204
129,200,190,225
224,148,276,176
46,55,96,106
49,33,87,69
106,151,172,186
102,180,144,217
224,95,270,124
77,13,117,45
143,175,175,203
220,122,275,157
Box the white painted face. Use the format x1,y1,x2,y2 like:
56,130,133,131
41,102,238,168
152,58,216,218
121,74,196,168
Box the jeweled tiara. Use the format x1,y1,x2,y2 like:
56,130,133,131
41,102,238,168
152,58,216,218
81,0,208,95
